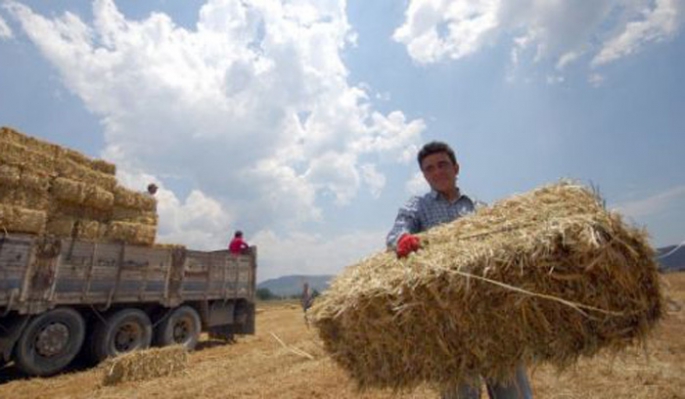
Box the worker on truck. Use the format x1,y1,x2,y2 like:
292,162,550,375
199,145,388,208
386,141,533,399
229,230,250,255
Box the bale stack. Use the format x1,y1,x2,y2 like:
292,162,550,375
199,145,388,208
100,345,188,386
0,126,157,245
310,182,664,391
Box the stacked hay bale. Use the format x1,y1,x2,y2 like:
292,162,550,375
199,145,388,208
0,126,157,245
311,182,664,391
100,345,188,386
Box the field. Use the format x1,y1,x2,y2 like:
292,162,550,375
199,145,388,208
1,273,683,399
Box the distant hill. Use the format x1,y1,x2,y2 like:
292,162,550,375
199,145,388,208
657,245,685,273
257,274,334,297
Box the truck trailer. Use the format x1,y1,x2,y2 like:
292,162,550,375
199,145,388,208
0,233,256,376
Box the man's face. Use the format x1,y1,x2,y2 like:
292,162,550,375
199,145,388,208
420,152,459,194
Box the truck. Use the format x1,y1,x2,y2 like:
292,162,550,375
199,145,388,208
0,233,256,376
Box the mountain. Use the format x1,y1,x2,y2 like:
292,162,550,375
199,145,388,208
656,245,685,273
257,274,334,297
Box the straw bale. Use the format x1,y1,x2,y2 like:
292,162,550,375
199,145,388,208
13,189,50,210
46,217,76,237
55,158,116,191
49,200,112,222
0,141,55,173
105,221,156,246
100,345,188,386
91,159,116,175
51,177,114,210
113,185,157,211
112,207,158,225
0,126,26,145
311,182,664,391
0,204,46,234
75,219,104,240
0,164,20,186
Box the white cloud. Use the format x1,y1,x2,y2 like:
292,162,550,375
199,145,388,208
251,228,386,282
0,14,12,39
4,0,425,277
592,0,682,66
393,0,500,64
395,0,684,74
588,73,605,87
4,1,423,220
613,185,685,218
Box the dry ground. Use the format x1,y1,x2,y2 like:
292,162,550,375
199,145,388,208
1,273,683,399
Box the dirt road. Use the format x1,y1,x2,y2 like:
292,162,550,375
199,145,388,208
1,273,683,399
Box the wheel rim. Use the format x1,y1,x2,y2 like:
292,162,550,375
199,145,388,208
34,322,69,357
114,322,143,352
172,317,192,343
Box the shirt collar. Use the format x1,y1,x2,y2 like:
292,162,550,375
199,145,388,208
429,187,462,202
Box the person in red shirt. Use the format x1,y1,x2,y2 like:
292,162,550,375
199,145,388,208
228,230,250,255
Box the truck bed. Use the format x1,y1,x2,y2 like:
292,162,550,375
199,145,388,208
0,234,256,315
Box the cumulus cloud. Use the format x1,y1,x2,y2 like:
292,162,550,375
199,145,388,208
251,229,386,281
0,14,12,39
394,0,683,73
5,0,425,277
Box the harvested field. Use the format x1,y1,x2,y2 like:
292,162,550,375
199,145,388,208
0,272,683,399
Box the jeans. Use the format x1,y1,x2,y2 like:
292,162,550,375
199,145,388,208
441,365,532,399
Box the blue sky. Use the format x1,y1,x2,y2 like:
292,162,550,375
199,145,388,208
1,0,683,281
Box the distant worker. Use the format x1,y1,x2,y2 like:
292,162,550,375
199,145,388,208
229,230,250,255
301,282,315,327
147,183,158,196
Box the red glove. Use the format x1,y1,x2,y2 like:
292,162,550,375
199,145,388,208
396,234,421,258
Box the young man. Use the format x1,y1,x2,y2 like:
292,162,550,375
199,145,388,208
386,141,533,399
228,230,250,255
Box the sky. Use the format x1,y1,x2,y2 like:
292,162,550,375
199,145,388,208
0,0,683,282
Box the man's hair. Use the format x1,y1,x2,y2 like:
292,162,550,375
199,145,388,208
235,230,243,238
417,141,457,168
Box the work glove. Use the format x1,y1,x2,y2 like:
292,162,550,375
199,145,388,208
396,233,421,258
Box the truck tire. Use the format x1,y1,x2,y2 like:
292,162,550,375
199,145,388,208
154,306,201,350
14,308,85,376
91,308,152,362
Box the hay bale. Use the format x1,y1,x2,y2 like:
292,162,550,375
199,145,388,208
100,345,188,386
0,204,46,234
55,158,117,191
113,185,156,211
0,141,55,173
51,177,114,210
311,182,663,391
0,164,20,186
105,221,156,246
112,207,158,225
75,219,104,240
46,216,76,237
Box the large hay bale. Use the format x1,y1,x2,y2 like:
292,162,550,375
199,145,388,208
55,158,117,191
311,182,663,391
100,345,188,386
0,141,55,173
0,204,46,234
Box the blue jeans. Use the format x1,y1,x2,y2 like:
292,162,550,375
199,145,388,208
441,365,532,399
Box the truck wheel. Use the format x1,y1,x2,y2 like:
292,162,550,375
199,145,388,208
154,306,201,350
14,308,85,376
91,308,152,362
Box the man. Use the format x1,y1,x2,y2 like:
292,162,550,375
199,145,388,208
386,141,533,399
228,230,250,255
301,282,315,327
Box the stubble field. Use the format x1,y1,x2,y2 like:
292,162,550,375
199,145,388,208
1,273,683,399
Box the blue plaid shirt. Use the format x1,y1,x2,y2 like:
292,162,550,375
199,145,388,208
386,189,475,248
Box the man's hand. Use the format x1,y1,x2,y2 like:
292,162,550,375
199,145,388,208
396,234,421,258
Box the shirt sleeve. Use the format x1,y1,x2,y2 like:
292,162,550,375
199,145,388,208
386,196,422,249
